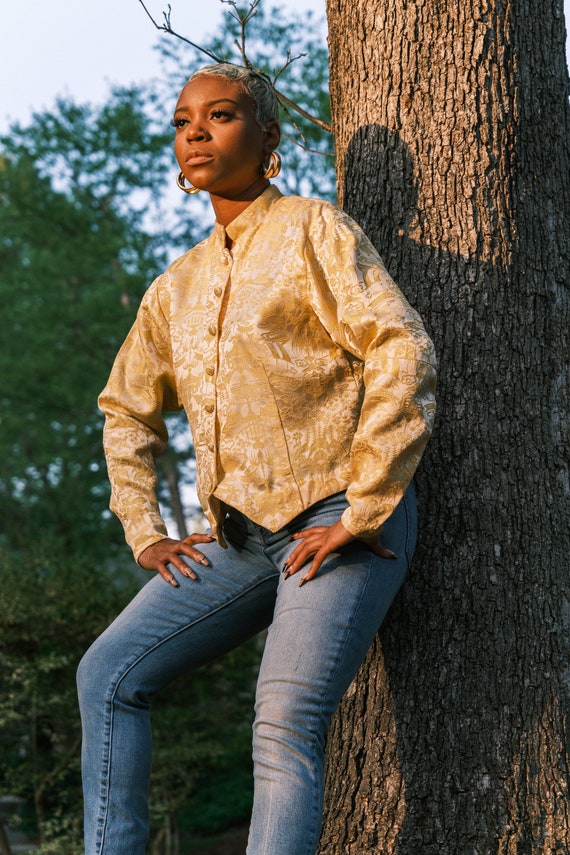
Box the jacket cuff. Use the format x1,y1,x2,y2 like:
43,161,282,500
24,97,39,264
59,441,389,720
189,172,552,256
341,506,385,539
132,531,169,564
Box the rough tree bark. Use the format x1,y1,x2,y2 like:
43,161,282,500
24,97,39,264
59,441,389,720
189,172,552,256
320,0,570,852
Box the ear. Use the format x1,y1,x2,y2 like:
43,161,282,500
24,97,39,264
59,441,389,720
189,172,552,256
264,120,281,154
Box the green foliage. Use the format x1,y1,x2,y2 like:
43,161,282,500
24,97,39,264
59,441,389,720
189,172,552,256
149,641,261,846
0,151,152,556
0,81,193,558
0,543,262,852
0,546,138,851
2,87,172,215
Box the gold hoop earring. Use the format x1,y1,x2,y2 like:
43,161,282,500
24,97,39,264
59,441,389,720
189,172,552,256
263,151,282,179
176,171,200,195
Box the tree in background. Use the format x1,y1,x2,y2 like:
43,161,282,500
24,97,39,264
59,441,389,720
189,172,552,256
319,0,570,851
0,89,170,560
0,89,172,852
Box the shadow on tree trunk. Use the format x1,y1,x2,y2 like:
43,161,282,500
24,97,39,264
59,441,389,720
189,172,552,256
319,125,570,854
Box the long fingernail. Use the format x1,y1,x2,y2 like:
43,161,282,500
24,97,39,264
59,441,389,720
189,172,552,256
299,576,308,587
199,558,209,566
282,562,289,574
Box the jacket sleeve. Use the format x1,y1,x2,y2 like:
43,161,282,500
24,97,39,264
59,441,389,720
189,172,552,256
307,204,437,536
98,274,182,561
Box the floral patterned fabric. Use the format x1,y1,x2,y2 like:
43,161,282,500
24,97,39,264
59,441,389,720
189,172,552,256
99,186,437,561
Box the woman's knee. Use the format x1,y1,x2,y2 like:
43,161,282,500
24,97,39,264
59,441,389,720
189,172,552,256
76,632,128,711
252,685,330,763
77,638,106,708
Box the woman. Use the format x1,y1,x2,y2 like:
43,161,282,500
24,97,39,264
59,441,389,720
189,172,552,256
77,63,436,855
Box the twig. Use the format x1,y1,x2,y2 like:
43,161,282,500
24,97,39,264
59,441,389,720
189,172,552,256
273,87,331,133
136,0,332,136
273,50,306,85
137,0,222,63
221,0,261,66
280,131,334,157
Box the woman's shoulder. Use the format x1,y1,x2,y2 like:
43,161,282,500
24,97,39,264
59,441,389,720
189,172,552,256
165,231,215,276
137,233,215,314
272,192,366,248
274,192,362,232
274,192,339,218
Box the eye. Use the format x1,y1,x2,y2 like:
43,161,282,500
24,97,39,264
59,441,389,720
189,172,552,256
210,109,232,120
170,117,188,129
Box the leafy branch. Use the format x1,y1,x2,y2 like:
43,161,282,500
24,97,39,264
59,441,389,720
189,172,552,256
136,0,332,139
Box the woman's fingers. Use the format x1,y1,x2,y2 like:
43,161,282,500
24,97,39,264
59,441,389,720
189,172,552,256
359,535,397,561
284,520,354,585
138,534,215,586
283,526,331,577
284,520,397,586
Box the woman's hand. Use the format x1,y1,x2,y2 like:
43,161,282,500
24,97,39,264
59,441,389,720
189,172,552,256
284,519,396,586
138,534,216,586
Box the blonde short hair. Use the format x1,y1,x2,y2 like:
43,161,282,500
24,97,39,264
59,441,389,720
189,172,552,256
188,63,279,131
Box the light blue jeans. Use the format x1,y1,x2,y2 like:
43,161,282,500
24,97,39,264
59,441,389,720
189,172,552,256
77,487,417,855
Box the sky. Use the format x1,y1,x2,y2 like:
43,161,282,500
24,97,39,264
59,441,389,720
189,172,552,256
0,0,568,134
0,0,326,133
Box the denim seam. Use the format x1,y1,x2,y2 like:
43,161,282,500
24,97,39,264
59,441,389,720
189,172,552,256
305,550,376,855
403,491,412,566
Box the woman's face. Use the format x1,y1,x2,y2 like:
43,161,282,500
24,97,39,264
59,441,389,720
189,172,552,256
173,75,279,200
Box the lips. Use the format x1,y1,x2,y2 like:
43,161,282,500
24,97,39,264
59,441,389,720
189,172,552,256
185,150,213,166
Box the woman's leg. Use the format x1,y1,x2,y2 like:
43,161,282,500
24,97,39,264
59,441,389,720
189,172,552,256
77,532,279,855
246,487,417,855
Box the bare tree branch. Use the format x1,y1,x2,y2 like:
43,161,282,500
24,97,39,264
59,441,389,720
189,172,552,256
280,131,335,157
137,0,223,63
273,88,332,133
136,0,333,136
273,49,307,85
221,0,261,66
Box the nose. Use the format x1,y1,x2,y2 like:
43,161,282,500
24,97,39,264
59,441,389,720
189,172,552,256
185,120,208,141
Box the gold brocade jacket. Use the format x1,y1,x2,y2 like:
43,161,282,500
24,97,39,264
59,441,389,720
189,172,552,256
98,186,437,561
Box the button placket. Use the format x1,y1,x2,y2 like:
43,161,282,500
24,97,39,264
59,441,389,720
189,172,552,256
201,259,231,460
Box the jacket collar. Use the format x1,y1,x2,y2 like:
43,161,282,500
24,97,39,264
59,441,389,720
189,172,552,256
214,184,283,247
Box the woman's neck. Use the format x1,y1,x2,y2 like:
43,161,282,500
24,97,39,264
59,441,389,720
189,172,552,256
209,179,269,227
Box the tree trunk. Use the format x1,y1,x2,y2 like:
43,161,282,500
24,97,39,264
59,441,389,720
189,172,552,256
159,453,189,540
321,0,570,852
0,826,11,855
